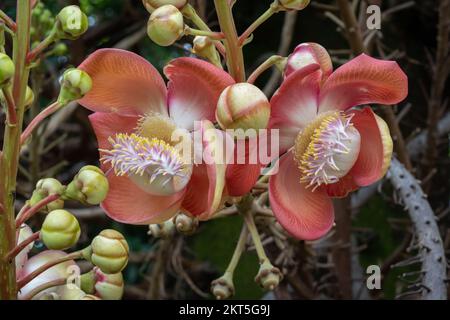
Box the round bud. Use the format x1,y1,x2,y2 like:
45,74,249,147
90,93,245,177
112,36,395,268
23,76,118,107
148,220,175,238
254,261,283,290
58,68,92,105
64,165,109,205
143,0,188,12
93,267,124,300
41,209,81,250
211,273,234,300
91,229,129,274
0,53,15,87
147,5,184,46
279,0,310,10
29,178,65,212
216,83,271,134
174,213,198,235
56,5,89,40
53,43,68,56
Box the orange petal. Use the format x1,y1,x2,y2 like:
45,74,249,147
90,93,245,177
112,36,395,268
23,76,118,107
269,152,334,240
319,54,408,113
78,49,167,116
348,107,393,186
102,173,185,225
164,57,235,130
269,63,321,153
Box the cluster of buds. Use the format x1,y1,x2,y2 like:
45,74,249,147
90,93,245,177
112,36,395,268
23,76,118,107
41,209,81,250
146,4,185,46
0,53,15,88
57,68,93,106
31,2,55,39
29,178,65,212
55,5,89,40
64,165,109,205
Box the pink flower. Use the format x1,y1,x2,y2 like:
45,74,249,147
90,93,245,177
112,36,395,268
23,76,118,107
78,49,242,223
268,43,408,240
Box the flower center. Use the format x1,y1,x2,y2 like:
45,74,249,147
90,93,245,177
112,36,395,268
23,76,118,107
101,133,192,196
136,113,178,145
294,111,361,191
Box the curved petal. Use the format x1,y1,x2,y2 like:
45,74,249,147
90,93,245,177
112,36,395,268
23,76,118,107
319,54,408,113
269,152,334,240
269,64,321,154
101,173,185,225
164,57,235,130
348,107,393,186
324,174,359,198
285,42,333,82
78,49,167,116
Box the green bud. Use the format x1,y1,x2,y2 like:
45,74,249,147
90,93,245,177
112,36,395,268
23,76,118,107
64,165,109,205
192,36,221,66
143,0,188,12
93,267,124,300
91,229,129,274
0,53,15,87
25,86,35,108
55,285,86,300
52,43,68,56
29,178,65,212
254,261,283,291
57,68,92,105
211,273,234,300
147,5,184,46
148,220,175,238
173,213,198,235
279,0,310,10
41,209,81,250
56,5,89,40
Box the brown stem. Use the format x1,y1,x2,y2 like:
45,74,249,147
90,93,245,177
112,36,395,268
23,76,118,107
15,194,60,228
4,231,40,262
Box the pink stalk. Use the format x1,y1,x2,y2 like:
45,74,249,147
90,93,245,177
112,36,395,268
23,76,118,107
20,101,60,145
5,231,40,261
15,194,60,228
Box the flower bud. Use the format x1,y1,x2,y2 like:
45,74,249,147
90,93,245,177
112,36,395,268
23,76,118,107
216,83,271,133
147,5,184,47
93,267,124,300
29,178,65,212
91,229,129,274
284,42,332,79
279,0,310,10
211,273,234,300
64,165,109,205
148,220,175,238
254,261,283,290
81,294,101,300
0,53,15,87
55,285,87,300
143,0,188,12
56,5,88,40
52,43,68,56
173,213,198,235
41,209,81,250
25,86,35,108
192,36,221,66
58,68,92,105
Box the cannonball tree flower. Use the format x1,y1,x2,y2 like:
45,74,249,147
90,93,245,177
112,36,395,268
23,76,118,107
78,49,238,223
268,43,408,240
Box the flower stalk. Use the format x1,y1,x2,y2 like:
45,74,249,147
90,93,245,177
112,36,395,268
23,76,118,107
247,55,286,84
15,194,61,228
21,101,61,145
4,231,39,262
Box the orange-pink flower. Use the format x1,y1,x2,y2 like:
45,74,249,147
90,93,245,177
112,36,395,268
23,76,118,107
268,43,408,240
78,49,240,224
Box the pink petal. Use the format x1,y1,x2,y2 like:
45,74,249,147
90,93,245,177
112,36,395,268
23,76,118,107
101,173,185,225
285,43,333,81
269,64,321,154
319,54,408,113
269,152,334,240
164,57,235,130
348,107,393,186
78,49,167,116
324,174,359,198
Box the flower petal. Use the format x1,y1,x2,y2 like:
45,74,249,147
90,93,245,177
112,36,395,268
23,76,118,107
164,57,235,130
348,107,393,186
78,49,167,116
269,63,321,153
269,151,334,240
324,174,359,198
285,42,333,81
101,173,185,225
319,54,408,113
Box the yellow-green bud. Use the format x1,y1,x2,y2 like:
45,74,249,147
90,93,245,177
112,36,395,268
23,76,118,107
192,36,221,66
41,209,81,250
148,220,175,238
147,5,184,46
56,5,89,40
254,261,283,290
55,285,86,300
91,229,129,274
29,178,65,212
0,53,15,87
174,213,198,235
216,83,271,133
279,0,310,10
58,68,92,105
25,86,35,108
64,165,109,205
211,273,234,300
93,267,124,300
52,43,68,56
143,0,188,12
81,294,101,300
